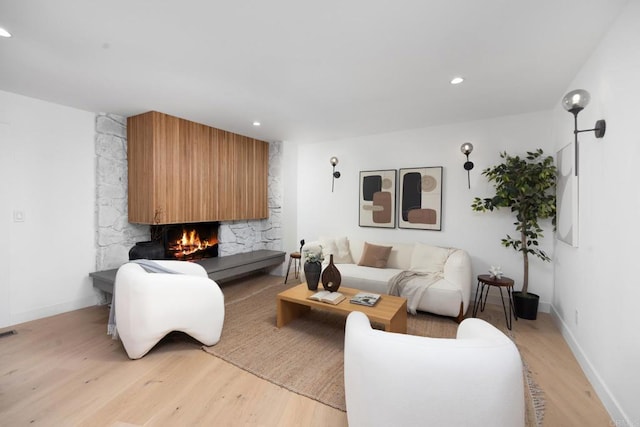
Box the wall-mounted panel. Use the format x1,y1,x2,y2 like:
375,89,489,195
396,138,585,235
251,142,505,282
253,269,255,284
128,111,268,224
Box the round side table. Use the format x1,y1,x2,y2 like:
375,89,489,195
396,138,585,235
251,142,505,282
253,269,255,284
472,274,517,330
284,252,302,284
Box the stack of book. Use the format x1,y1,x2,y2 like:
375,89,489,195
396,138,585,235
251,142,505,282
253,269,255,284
349,292,381,307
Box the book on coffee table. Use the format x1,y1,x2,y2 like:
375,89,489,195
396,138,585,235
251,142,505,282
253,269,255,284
349,292,381,307
308,290,345,305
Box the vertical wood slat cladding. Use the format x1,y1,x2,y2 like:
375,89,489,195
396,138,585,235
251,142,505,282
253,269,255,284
127,111,268,224
156,113,181,223
127,112,151,223
216,129,233,221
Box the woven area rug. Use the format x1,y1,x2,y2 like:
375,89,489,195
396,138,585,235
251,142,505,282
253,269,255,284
202,282,543,426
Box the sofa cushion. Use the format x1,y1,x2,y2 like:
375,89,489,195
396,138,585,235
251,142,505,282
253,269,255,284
409,243,451,273
337,263,403,294
320,236,353,264
386,242,414,270
358,242,393,268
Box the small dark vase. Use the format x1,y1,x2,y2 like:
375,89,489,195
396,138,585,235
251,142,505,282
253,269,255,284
304,261,322,290
129,240,165,260
321,254,342,292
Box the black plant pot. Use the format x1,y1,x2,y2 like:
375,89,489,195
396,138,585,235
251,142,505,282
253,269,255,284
513,291,539,320
304,262,322,291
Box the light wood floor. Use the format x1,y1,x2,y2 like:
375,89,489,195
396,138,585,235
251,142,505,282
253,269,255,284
0,274,611,426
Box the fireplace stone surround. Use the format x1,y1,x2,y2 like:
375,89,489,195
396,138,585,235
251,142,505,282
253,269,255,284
94,113,283,273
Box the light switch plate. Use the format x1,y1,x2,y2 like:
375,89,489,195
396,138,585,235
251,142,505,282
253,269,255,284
13,210,25,222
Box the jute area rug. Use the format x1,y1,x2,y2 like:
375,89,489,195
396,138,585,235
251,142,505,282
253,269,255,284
202,281,543,426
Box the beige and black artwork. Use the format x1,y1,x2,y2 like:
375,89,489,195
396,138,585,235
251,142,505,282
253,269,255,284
359,170,396,228
398,167,443,230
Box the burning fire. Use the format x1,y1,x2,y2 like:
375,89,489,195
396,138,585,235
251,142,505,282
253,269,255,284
170,229,218,259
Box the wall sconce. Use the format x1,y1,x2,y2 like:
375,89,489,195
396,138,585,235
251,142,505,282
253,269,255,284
561,89,606,176
460,142,474,189
330,156,341,192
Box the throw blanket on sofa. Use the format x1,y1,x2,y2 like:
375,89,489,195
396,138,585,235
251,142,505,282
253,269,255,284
388,271,441,315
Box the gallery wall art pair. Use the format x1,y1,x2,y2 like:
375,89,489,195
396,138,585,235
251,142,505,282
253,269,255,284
359,167,443,230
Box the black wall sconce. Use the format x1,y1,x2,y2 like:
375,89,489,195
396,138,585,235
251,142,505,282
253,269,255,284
330,156,341,192
460,142,474,189
561,89,606,176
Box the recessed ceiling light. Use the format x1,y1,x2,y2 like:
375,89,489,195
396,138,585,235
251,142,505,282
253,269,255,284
253,121,261,126
450,77,464,85
0,28,12,38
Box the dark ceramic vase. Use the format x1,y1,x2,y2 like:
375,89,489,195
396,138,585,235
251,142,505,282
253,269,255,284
304,261,322,290
129,240,165,260
321,254,342,292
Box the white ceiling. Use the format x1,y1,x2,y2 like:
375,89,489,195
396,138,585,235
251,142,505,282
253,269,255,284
0,0,629,143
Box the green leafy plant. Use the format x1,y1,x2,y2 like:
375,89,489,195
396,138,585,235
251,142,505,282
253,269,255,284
471,149,556,295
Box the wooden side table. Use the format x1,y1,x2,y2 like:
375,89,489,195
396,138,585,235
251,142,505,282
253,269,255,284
472,274,517,330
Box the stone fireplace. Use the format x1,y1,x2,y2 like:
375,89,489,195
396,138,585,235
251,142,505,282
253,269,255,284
153,222,219,260
94,113,283,272
128,222,219,261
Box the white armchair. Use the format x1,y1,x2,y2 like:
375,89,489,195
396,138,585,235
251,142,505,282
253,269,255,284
114,260,224,359
344,311,524,427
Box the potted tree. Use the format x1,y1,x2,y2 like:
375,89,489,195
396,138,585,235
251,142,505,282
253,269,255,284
471,149,556,320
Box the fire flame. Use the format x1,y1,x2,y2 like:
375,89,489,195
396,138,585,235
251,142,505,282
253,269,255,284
170,229,217,259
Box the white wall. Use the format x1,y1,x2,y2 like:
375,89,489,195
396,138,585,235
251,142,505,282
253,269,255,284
282,140,299,251
293,110,556,307
0,90,97,327
551,0,640,424
0,124,10,327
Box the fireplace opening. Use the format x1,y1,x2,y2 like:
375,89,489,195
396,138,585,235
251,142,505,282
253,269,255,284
152,222,219,261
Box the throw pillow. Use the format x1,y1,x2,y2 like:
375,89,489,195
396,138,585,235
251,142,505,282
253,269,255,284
358,242,393,268
409,243,450,273
319,236,354,264
319,238,339,264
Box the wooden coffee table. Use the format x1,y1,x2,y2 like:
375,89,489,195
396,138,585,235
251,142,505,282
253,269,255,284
276,283,408,333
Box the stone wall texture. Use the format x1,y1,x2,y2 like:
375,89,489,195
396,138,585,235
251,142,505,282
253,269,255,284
95,113,148,270
94,113,282,269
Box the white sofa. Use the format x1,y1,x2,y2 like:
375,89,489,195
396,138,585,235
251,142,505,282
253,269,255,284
344,311,525,427
303,237,471,321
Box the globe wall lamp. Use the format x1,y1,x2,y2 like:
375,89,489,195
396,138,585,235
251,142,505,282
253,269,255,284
561,89,606,176
330,156,341,192
460,142,474,189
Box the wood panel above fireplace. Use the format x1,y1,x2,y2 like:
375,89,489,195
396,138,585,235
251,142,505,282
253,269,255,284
127,111,269,224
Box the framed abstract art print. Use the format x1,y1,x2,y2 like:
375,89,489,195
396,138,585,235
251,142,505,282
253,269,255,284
359,169,396,228
398,166,443,230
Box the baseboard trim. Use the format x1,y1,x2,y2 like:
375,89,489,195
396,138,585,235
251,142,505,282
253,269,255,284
549,306,631,426
10,295,98,326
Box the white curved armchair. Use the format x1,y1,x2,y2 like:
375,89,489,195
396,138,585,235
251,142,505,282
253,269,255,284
114,260,224,359
344,311,524,427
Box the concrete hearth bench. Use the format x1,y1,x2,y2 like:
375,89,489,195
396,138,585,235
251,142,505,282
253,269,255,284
90,249,286,295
